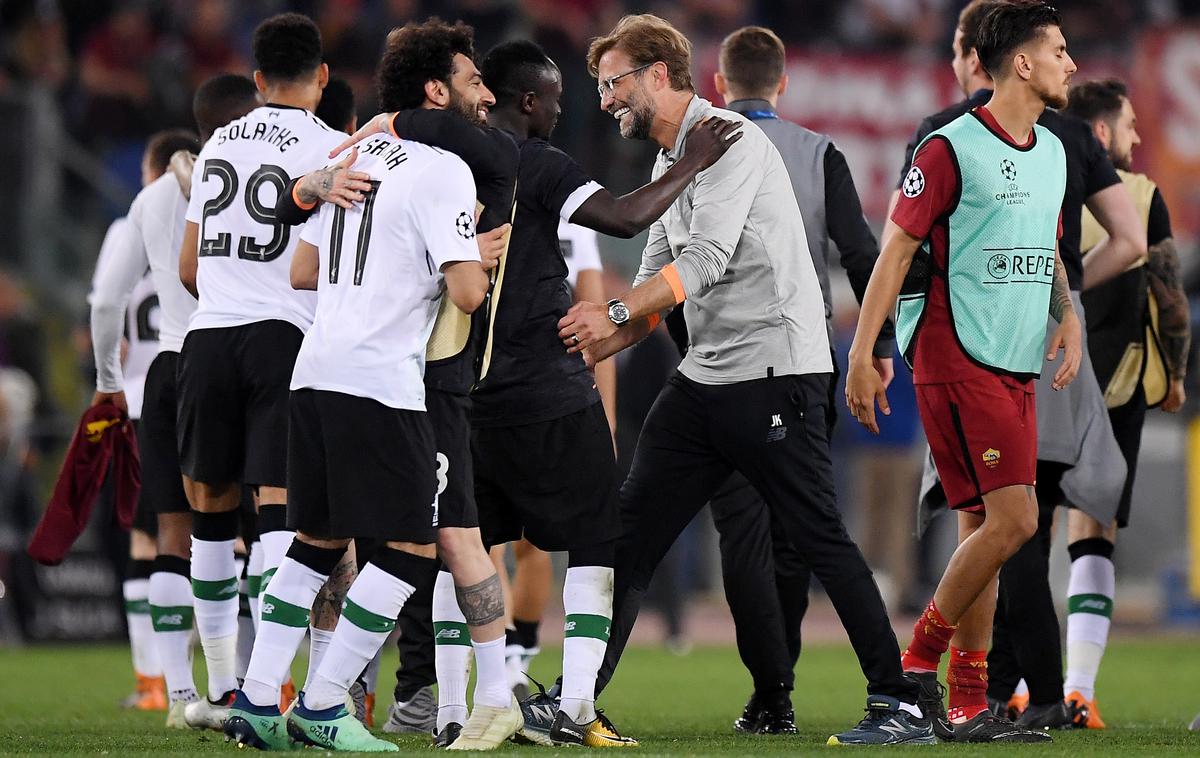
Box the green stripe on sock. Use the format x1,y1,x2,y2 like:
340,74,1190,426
150,605,194,632
260,594,310,628
259,568,278,594
342,598,396,634
125,599,151,615
564,613,610,641
433,621,471,646
246,575,262,598
192,576,239,601
1068,593,1113,617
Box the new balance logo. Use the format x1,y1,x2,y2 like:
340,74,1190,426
878,720,910,738
435,628,462,640
219,584,238,596
767,413,787,442
528,704,556,723
155,613,184,627
564,621,575,632
261,602,275,616
1078,599,1109,611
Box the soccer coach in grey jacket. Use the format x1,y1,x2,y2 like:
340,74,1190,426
559,14,931,745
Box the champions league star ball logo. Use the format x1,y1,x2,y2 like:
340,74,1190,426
902,166,925,198
455,211,475,240
1001,159,1017,181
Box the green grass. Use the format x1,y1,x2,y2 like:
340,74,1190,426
1,639,1197,755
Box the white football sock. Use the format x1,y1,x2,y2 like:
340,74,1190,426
559,566,613,724
124,577,161,677
433,570,471,730
258,529,294,598
247,541,264,632
305,562,417,711
1064,554,1115,701
471,636,511,709
150,567,198,703
242,556,328,708
306,626,334,688
191,536,239,698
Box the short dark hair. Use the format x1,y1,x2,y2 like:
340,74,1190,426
481,40,555,109
718,26,785,99
316,77,357,132
193,73,259,140
1063,78,1128,124
253,13,322,82
976,1,1063,79
958,0,1009,58
377,18,475,113
145,129,200,176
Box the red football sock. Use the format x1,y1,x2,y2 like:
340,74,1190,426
901,600,957,673
947,648,988,723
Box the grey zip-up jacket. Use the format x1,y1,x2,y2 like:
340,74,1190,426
633,96,832,384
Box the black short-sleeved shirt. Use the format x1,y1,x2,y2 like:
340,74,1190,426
1147,188,1172,246
899,88,1120,291
470,137,600,427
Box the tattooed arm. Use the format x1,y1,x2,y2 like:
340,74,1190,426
1144,236,1191,378
1049,250,1075,324
1047,246,1082,390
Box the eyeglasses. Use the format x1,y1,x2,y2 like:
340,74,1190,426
597,63,654,98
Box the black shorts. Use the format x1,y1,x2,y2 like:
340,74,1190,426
287,388,438,541
1108,391,1148,528
473,402,620,551
176,320,303,487
427,389,477,529
137,351,191,517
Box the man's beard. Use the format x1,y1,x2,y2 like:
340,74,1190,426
1037,79,1069,110
622,100,654,140
449,89,485,126
1110,148,1132,172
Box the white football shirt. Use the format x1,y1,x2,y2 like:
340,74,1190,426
185,105,343,333
92,171,195,406
123,273,159,419
558,219,602,293
290,135,480,410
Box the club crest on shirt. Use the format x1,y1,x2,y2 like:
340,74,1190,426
981,447,1001,469
902,166,925,198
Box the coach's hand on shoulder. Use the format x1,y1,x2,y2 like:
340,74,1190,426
1047,310,1082,391
845,357,888,435
476,223,510,271
297,148,373,210
91,390,128,416
329,112,394,158
682,117,744,171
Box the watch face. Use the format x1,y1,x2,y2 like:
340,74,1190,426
609,302,630,324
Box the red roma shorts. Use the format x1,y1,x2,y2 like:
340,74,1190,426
916,374,1037,511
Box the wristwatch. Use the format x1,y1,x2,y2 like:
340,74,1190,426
607,298,631,327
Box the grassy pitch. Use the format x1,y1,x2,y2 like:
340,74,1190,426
1,637,1197,755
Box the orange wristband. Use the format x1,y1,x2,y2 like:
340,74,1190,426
662,263,686,304
645,312,662,331
292,179,317,211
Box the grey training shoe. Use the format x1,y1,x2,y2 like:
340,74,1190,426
382,685,437,735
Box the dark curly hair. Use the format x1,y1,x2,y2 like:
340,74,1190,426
377,18,475,113
976,1,1063,80
253,13,323,82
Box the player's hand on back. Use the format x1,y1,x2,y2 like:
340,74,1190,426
845,358,889,435
476,223,510,271
328,112,395,158
1047,310,1082,391
297,148,373,210
683,117,744,171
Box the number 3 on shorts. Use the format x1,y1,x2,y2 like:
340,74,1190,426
432,452,449,526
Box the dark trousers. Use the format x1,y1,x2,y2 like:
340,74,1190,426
595,371,912,702
987,461,1066,705
710,472,811,695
